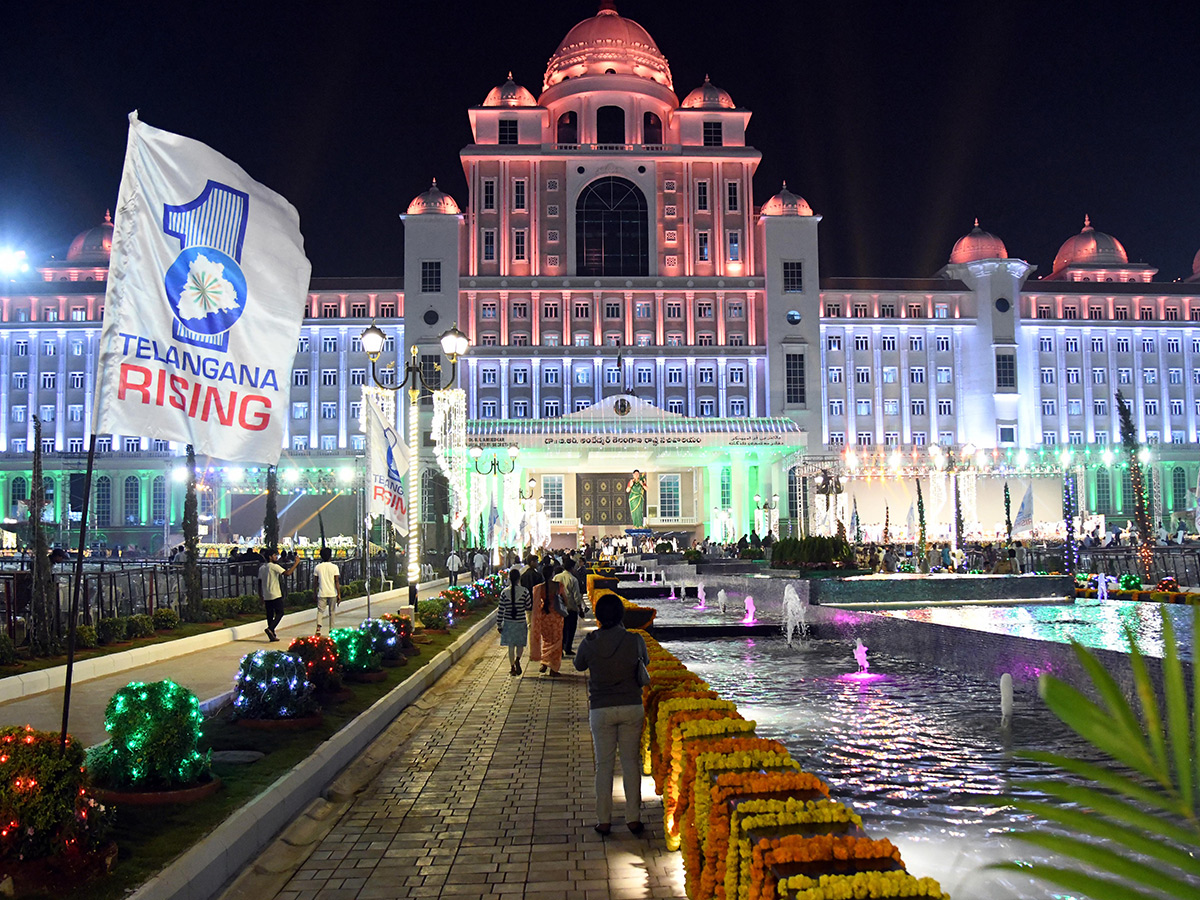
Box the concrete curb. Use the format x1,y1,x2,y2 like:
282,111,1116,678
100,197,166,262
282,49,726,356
0,579,449,704
126,608,495,900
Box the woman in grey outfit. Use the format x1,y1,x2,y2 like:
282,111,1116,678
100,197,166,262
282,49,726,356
573,593,650,836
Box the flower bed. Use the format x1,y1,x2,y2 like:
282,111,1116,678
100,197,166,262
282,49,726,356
637,630,950,900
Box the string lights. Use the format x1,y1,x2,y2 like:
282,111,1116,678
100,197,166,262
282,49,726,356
231,651,317,720
88,680,210,789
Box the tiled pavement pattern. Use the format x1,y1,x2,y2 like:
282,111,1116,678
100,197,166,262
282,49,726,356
270,636,686,900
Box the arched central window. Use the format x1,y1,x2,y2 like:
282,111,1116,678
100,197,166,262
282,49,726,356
576,177,649,277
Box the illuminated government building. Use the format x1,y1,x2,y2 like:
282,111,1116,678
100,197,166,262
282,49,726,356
3,1,1200,552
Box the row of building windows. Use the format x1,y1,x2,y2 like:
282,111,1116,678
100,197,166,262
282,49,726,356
828,398,956,417
9,474,170,526
1038,335,1197,354
824,302,954,319
478,298,749,319
474,331,750,347
477,177,743,213
492,114,724,148
826,366,955,385
478,228,747,263
1039,367,1200,385
1034,303,1198,321
470,396,747,419
6,437,170,454
476,363,748,386
827,334,953,353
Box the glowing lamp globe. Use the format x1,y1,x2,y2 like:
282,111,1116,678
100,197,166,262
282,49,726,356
360,323,387,359
439,325,469,359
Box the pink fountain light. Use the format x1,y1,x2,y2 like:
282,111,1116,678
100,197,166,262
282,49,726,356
839,637,886,682
741,595,757,624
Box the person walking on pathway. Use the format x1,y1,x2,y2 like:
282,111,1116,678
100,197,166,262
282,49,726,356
497,567,532,675
446,549,463,586
534,561,567,676
312,547,341,635
258,548,299,642
555,555,584,655
473,548,487,580
573,592,650,836
523,554,544,667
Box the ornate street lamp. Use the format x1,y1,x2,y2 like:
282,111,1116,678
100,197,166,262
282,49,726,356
470,445,518,476
358,323,469,605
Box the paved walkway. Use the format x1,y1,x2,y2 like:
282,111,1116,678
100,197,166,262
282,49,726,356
0,585,441,746
234,635,686,900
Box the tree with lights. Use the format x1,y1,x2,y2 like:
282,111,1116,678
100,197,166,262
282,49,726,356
1004,481,1013,545
182,445,201,620
916,479,927,562
882,505,891,544
29,417,58,657
1117,391,1154,582
263,465,279,555
953,474,964,552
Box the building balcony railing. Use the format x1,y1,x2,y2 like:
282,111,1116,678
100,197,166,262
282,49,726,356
550,143,671,153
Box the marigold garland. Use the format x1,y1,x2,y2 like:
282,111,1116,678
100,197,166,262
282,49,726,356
748,836,903,900
654,703,741,790
778,871,949,900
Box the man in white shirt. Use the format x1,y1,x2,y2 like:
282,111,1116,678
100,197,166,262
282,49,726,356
259,548,299,642
446,550,462,586
473,548,487,579
312,547,341,635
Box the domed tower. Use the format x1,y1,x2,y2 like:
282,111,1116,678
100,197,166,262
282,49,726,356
42,212,114,281
401,179,464,371
756,182,821,432
940,219,1035,448
1045,215,1156,282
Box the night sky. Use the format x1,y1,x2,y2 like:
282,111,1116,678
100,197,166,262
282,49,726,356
3,0,1199,281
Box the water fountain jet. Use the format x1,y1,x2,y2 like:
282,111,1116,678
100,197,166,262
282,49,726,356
717,589,728,614
742,595,757,624
694,582,706,610
782,582,811,646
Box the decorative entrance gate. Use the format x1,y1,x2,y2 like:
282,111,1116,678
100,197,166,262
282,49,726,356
576,474,630,527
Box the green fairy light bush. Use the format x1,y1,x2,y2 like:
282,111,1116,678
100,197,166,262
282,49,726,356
96,617,128,644
86,680,210,789
328,628,380,673
151,607,180,630
0,725,114,861
1118,572,1142,591
286,636,343,693
358,618,403,661
232,651,317,720
127,614,155,639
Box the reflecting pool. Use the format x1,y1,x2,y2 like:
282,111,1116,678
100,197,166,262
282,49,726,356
662,636,1109,900
878,599,1195,660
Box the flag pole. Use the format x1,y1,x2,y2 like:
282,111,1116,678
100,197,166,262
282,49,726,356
60,433,97,754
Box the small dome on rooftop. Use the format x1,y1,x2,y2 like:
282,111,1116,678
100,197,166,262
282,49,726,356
949,219,1008,263
681,76,735,109
482,73,537,107
760,182,813,217
405,179,461,216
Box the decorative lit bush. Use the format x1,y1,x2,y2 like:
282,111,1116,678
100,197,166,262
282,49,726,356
231,651,317,720
1156,576,1180,592
86,680,211,789
0,632,17,666
328,628,381,673
416,596,452,630
358,618,403,661
151,607,180,630
0,725,113,861
127,614,155,639
96,617,128,644
286,636,343,692
381,613,413,641
1119,573,1142,591
440,588,470,621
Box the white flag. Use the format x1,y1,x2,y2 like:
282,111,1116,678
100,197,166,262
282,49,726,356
365,399,409,537
93,112,311,464
905,501,915,533
1013,482,1035,532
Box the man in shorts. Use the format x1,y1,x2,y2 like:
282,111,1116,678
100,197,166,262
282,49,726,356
312,547,341,635
259,548,299,642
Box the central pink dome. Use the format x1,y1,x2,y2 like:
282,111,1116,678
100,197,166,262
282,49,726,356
543,2,672,91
